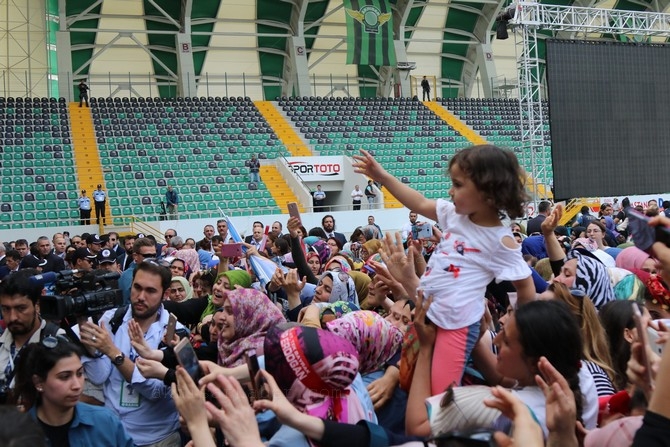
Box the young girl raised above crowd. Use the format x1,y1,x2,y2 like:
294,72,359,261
353,145,536,394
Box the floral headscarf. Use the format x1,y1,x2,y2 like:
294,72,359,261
326,310,403,375
315,301,360,323
263,325,366,426
176,248,201,276
217,288,286,367
320,271,358,305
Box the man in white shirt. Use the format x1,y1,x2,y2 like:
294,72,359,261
351,185,364,210
313,185,326,212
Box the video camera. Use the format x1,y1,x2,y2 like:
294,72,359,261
32,269,123,320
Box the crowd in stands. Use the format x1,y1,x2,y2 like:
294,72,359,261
1,145,670,447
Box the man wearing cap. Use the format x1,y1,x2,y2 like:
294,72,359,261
97,249,119,273
93,184,107,225
78,190,92,225
87,234,103,255
71,247,97,272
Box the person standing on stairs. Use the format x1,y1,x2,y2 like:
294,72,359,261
78,80,89,107
93,184,107,225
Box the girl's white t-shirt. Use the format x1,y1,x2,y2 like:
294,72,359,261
420,199,530,330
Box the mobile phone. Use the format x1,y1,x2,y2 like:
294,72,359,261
219,243,244,258
647,326,665,356
245,350,267,400
628,209,670,254
430,428,497,447
165,313,178,343
287,202,300,220
174,338,203,383
647,318,670,356
412,222,433,239
632,303,654,387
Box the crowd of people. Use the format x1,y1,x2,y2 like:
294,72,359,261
1,145,670,447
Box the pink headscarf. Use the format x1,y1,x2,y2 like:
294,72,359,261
176,248,201,276
584,416,642,447
615,246,651,271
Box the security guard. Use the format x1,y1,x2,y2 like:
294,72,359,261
93,184,107,225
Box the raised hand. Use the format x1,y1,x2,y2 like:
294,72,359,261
352,149,388,183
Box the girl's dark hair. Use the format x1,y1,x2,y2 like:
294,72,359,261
449,145,530,219
11,339,84,409
273,237,290,256
308,227,328,239
599,300,641,390
515,300,584,423
349,228,364,243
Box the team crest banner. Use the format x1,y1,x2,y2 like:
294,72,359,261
343,0,397,66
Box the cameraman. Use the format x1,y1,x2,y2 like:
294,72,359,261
0,270,64,403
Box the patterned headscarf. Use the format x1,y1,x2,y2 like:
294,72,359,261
263,325,366,425
348,271,371,305
217,288,286,367
176,248,201,276
320,271,358,305
316,301,360,322
567,248,615,310
325,255,353,273
326,310,403,375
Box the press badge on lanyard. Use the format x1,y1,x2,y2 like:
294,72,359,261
120,382,141,407
120,348,141,407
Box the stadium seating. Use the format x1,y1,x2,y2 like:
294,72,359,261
0,95,553,230
0,97,77,229
90,96,285,222
277,96,474,192
439,97,552,177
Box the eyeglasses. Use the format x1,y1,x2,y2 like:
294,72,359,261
137,252,158,259
42,334,71,349
164,235,173,239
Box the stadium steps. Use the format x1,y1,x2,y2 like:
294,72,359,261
68,103,109,217
425,101,551,200
254,101,312,156
260,165,303,213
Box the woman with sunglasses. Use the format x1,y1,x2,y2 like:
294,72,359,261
12,335,133,447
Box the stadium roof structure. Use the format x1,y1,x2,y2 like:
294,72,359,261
3,0,670,100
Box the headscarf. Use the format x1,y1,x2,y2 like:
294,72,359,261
632,269,670,311
320,271,358,305
263,325,365,426
325,255,353,273
572,237,598,252
176,248,201,276
326,310,403,375
309,239,331,266
566,248,615,310
170,276,193,301
218,269,252,289
316,301,360,322
218,288,286,367
200,270,253,322
362,239,382,257
615,246,651,271
349,271,371,305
